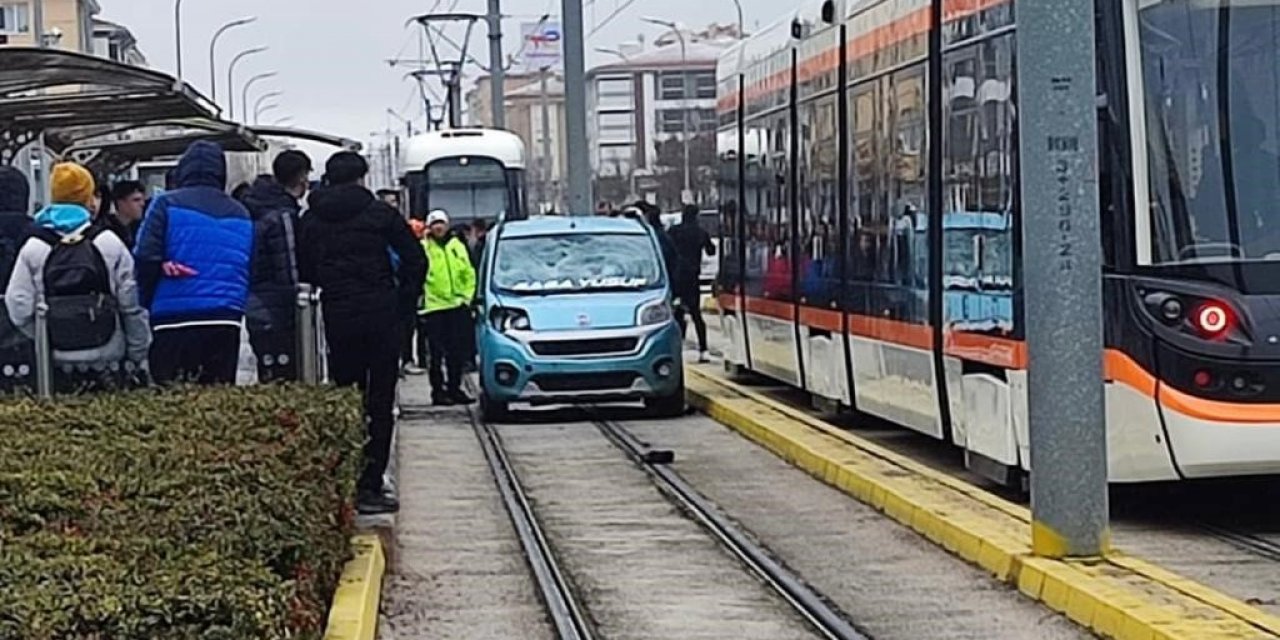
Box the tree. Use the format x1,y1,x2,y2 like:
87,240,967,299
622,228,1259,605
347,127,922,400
653,133,716,209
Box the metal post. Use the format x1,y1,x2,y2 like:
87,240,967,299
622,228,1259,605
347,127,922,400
730,0,744,38
487,0,506,129
540,67,554,212
562,0,591,214
174,0,184,79
34,300,52,399
31,0,44,47
296,284,319,385
676,30,691,203
1015,0,1109,558
227,46,268,121
241,71,277,126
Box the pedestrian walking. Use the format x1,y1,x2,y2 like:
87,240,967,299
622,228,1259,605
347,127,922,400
134,141,254,385
420,209,476,406
242,150,311,383
668,204,717,361
298,151,426,516
6,163,151,392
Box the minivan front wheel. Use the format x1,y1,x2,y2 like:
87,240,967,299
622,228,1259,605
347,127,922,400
645,383,687,418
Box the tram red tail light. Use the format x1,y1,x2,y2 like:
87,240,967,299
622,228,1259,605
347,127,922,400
1193,369,1215,389
1193,302,1232,338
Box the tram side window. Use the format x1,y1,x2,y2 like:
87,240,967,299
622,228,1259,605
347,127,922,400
799,96,840,308
942,34,1019,335
763,112,794,302
848,81,882,308
743,125,772,297
888,69,929,301
717,129,742,290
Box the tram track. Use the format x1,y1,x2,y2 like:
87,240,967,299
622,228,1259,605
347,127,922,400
589,414,869,640
469,409,596,640
1199,525,1280,563
470,405,868,640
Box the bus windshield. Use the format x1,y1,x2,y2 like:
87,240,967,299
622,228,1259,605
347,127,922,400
1139,0,1280,264
492,233,664,295
424,157,509,221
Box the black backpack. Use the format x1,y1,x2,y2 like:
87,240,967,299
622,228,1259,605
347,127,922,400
35,225,118,351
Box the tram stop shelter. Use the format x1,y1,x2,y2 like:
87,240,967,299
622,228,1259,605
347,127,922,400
0,47,218,164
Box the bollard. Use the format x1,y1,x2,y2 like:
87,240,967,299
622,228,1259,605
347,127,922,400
296,284,319,385
33,300,53,399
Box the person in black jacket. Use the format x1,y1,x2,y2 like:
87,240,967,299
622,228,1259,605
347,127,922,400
0,167,35,393
668,204,717,361
298,152,426,516
243,151,310,382
101,180,146,250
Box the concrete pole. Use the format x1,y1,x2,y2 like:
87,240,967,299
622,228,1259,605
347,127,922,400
562,0,591,214
487,0,506,129
540,67,554,212
1015,0,1109,558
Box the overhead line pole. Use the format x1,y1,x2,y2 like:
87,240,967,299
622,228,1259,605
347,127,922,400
487,0,506,128
562,0,591,214
1016,0,1109,558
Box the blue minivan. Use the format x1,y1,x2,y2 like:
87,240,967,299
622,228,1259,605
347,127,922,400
476,215,685,421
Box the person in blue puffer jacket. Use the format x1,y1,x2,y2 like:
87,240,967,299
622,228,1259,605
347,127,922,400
134,140,254,385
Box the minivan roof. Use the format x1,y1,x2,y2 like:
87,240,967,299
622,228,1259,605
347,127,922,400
498,215,650,239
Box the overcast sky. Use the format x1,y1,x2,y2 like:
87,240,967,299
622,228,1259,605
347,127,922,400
100,0,782,155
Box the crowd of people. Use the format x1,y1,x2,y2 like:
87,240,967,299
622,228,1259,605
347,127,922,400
0,142,720,515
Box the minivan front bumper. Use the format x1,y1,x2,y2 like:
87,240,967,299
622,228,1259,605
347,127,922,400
480,322,684,405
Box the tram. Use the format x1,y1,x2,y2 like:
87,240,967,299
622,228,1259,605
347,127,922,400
399,128,529,223
715,0,1280,485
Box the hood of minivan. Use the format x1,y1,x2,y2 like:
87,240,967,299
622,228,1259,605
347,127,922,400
492,291,662,331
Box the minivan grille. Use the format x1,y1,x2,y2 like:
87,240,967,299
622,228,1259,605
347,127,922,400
529,338,639,357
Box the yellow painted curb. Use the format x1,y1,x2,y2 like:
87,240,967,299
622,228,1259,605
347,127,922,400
324,535,386,640
687,367,1280,640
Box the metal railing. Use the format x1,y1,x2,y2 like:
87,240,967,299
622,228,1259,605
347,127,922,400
5,284,330,399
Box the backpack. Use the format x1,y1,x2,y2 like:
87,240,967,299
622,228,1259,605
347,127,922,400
35,225,118,351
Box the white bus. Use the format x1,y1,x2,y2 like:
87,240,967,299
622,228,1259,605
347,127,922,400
399,128,528,224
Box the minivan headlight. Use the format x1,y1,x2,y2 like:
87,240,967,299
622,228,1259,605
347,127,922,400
491,307,532,333
637,299,673,326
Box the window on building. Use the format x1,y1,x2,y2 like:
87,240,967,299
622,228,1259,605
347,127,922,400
597,76,635,110
694,72,717,99
0,3,31,34
659,109,717,134
598,144,635,176
598,112,635,144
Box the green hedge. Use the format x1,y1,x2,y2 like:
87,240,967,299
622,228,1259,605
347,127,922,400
0,385,365,640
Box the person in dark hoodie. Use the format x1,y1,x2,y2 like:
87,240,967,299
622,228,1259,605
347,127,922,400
134,140,254,385
668,204,717,361
298,152,426,516
242,150,311,383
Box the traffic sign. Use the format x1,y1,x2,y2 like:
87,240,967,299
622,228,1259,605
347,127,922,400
521,21,563,70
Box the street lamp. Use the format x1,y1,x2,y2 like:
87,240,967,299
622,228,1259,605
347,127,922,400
272,116,295,126
387,108,417,137
174,0,185,79
241,71,278,124
594,47,631,63
254,103,279,125
253,90,282,124
209,16,256,103
730,0,745,38
641,17,691,203
226,46,268,120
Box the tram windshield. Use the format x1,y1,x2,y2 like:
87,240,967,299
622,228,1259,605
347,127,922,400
424,157,510,221
1138,0,1280,264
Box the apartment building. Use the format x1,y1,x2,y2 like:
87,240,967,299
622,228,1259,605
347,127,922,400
0,0,99,51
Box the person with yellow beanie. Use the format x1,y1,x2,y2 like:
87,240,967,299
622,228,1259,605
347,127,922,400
4,162,152,391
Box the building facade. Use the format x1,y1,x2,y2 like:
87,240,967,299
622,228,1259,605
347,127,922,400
504,73,565,212
587,38,729,209
0,0,99,51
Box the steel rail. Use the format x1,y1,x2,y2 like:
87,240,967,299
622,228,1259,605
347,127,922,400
470,409,595,640
592,416,870,640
